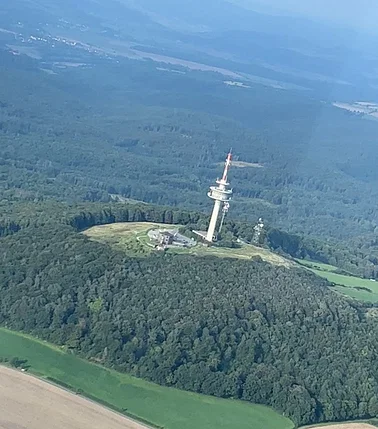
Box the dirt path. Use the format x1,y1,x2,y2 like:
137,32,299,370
0,366,150,429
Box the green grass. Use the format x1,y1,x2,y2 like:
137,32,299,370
0,327,294,429
294,259,339,272
84,222,291,267
171,238,290,266
314,270,378,289
296,259,378,302
330,283,378,303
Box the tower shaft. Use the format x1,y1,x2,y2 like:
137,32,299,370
205,152,233,243
206,200,223,242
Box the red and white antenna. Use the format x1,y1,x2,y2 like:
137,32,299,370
221,150,232,183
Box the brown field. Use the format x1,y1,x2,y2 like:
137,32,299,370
0,366,148,429
307,424,376,429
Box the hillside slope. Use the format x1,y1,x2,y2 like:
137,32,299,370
2,203,378,426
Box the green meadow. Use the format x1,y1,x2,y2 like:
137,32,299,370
296,259,378,302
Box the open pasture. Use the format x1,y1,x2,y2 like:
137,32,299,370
297,259,378,302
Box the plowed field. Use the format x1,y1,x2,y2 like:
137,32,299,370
311,424,376,429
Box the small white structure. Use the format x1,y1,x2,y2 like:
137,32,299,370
252,218,265,244
148,229,195,249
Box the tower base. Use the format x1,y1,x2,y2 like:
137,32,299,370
193,230,214,245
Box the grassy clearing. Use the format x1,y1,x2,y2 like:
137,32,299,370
173,240,291,266
296,259,378,302
84,222,291,267
0,328,294,429
83,222,169,256
330,284,378,303
295,259,339,272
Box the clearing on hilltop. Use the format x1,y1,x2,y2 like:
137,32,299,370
83,221,292,267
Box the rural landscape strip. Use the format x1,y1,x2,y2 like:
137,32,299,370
300,424,378,429
0,366,152,429
0,328,294,429
44,377,162,429
2,361,377,429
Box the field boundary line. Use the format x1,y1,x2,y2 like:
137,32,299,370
0,364,158,429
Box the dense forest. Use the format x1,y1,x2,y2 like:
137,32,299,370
2,42,378,247
2,202,378,427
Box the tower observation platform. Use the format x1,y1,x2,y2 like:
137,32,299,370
205,152,233,242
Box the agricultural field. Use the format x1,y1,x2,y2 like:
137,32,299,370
0,366,148,429
303,423,378,429
0,328,294,429
83,222,291,266
296,259,378,302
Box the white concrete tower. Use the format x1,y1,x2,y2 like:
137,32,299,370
205,151,233,242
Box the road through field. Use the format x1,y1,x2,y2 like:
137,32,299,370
0,366,149,429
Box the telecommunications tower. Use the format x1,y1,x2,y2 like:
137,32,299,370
205,151,233,242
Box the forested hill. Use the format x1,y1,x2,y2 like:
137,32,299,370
3,2,378,426
2,200,378,279
3,201,378,426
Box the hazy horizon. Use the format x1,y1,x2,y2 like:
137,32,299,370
233,0,378,34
